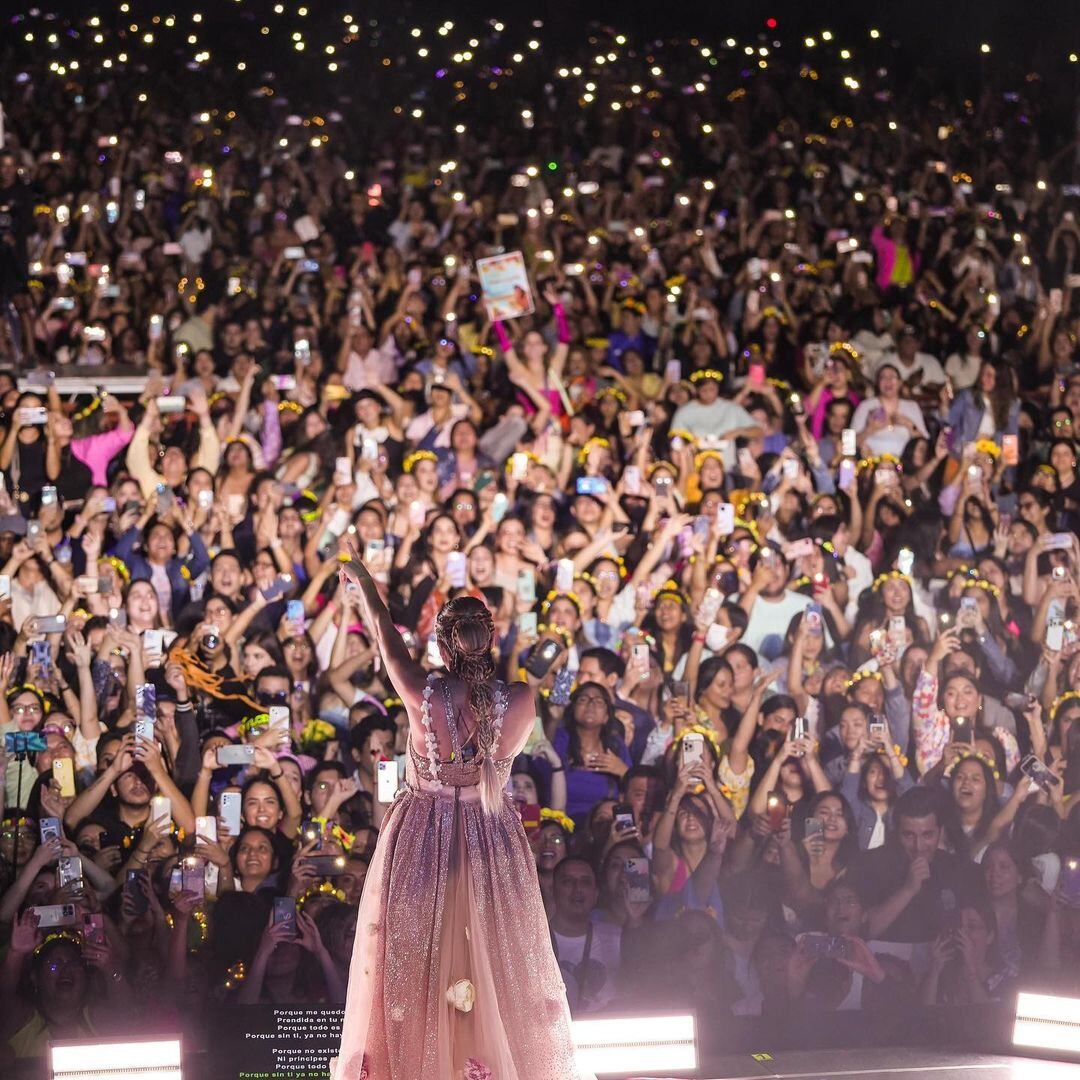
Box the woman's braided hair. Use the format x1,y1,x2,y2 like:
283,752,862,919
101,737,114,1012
435,595,497,762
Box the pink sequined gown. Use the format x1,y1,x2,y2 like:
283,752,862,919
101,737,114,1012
334,677,591,1080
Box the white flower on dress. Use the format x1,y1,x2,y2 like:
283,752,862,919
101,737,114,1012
420,678,443,790
445,978,476,1013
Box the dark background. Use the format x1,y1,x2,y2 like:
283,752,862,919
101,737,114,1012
20,0,1080,63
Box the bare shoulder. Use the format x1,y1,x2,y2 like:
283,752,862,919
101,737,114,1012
501,680,536,726
497,680,537,757
503,680,535,709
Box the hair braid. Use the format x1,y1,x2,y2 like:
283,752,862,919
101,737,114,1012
434,597,500,799
453,648,497,757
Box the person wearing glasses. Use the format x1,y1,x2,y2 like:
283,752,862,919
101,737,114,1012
550,683,632,827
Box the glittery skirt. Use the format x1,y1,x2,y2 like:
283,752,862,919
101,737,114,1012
334,777,592,1080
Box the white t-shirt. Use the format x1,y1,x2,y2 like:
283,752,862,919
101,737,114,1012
670,399,757,441
944,352,982,391
849,397,928,458
741,590,812,657
874,350,946,387
551,919,621,1012
843,547,874,621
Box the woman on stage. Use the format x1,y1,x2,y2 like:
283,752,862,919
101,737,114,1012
334,544,591,1080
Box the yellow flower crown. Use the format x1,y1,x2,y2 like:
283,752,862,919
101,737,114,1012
298,880,348,910
690,368,725,384
648,461,681,483
597,386,628,404
694,449,725,471
540,807,575,834
947,565,1002,600
1051,690,1080,721
238,713,271,738
73,395,103,423
577,437,611,465
871,570,913,593
34,930,83,957
584,336,610,349
857,453,902,475
653,580,687,605
278,400,303,414
577,571,597,590
6,683,50,714
734,491,769,521
103,555,130,584
869,743,910,769
730,514,761,543
404,450,437,474
537,622,575,649
590,554,627,581
829,341,860,362
540,589,582,616
945,748,1000,782
760,305,789,326
844,669,883,691
974,439,1001,460
622,299,646,315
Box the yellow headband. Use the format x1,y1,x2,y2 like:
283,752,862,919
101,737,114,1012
403,450,437,474
653,579,687,605
689,368,725,384
1051,690,1080,722
857,453,901,475
540,807,575,834
844,669,884,691
577,437,611,465
694,449,724,471
103,555,130,584
945,748,1000,782
871,570,913,593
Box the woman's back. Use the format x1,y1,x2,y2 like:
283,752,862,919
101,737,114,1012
408,673,531,794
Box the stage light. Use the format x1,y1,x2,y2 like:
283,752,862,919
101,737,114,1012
51,1037,183,1079
572,1014,696,1076
1014,992,1080,1056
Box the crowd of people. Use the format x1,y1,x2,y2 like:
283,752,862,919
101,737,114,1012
0,3,1079,1068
